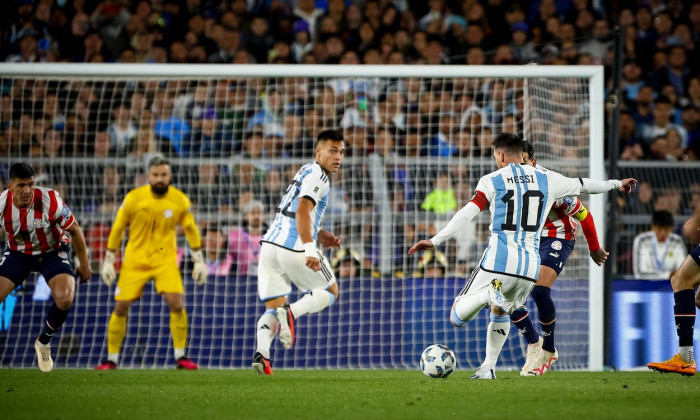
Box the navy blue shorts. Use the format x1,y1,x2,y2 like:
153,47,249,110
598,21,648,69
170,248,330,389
0,245,75,287
539,237,575,275
690,245,700,267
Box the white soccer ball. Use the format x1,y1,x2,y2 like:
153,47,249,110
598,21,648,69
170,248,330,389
419,344,456,378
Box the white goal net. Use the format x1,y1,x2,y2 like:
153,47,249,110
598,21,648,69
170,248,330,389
0,64,604,371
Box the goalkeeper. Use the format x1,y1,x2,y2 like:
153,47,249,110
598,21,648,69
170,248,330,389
95,156,207,370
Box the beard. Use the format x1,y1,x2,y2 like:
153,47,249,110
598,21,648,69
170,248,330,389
150,183,169,196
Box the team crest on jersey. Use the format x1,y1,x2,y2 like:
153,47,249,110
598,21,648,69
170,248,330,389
61,205,71,217
58,251,68,259
33,218,49,229
551,240,563,251
164,209,173,218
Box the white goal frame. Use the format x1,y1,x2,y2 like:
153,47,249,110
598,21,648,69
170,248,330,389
0,63,605,371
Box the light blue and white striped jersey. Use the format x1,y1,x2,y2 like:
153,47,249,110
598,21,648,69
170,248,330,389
476,163,582,280
262,162,330,251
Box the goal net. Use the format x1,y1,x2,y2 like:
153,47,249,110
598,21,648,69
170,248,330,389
0,64,604,371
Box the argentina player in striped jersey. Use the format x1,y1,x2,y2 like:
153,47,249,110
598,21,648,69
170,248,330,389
409,132,637,379
253,129,344,375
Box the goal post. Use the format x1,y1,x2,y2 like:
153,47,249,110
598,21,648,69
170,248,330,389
0,63,605,371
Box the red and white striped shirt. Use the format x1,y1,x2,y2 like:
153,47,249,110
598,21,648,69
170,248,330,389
0,186,76,255
542,196,582,241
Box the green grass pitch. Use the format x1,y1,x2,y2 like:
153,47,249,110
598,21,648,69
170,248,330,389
1,369,699,419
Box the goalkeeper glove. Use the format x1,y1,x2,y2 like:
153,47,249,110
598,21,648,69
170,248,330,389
100,250,117,286
191,250,208,286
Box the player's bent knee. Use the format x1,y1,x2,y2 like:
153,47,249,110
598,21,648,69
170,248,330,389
450,306,467,327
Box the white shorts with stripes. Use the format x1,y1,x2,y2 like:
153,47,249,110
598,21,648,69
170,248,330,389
257,242,336,301
455,266,535,314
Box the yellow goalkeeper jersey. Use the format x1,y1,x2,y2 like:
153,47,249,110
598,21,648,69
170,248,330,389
107,185,201,267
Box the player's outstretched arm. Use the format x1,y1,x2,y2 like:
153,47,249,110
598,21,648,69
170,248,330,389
297,197,321,272
318,230,341,248
574,203,608,266
408,240,434,255
66,221,91,283
580,177,638,194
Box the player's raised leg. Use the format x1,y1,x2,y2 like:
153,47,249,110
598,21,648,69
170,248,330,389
648,248,700,376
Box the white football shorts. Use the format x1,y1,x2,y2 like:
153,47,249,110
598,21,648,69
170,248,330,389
257,242,336,301
455,266,535,314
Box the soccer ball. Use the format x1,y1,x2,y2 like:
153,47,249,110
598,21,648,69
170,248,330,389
419,344,456,378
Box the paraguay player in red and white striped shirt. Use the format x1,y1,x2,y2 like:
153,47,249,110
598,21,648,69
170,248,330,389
510,142,609,376
0,163,91,373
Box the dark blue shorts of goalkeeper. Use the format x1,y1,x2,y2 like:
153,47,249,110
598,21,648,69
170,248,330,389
538,237,575,276
0,245,75,287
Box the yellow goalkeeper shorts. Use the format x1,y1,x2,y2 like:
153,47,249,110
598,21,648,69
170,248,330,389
115,261,183,301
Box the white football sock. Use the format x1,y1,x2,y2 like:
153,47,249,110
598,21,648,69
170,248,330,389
174,348,185,360
107,353,119,364
483,313,510,367
289,290,334,318
255,309,278,359
680,346,695,363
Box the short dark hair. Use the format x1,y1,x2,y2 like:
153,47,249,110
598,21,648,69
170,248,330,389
492,132,523,155
652,210,674,227
9,163,34,180
148,156,170,169
522,141,535,160
316,129,344,146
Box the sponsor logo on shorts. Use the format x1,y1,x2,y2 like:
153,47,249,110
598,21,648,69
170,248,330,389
164,209,173,218
549,252,560,258
551,240,562,251
58,252,68,259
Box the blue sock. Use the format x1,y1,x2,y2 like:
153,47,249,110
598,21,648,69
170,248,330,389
38,303,69,345
532,286,556,353
510,308,540,344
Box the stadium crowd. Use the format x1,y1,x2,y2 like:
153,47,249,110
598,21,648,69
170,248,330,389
1,0,699,277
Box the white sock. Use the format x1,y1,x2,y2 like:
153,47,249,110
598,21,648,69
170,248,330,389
483,313,510,367
255,309,278,359
453,291,490,324
174,348,185,360
107,353,119,364
289,290,334,318
680,346,695,363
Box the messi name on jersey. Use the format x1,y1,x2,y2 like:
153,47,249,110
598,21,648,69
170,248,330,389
505,174,535,184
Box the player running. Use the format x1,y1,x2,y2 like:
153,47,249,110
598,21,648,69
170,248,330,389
95,156,207,370
409,132,636,379
0,163,91,372
509,142,608,376
253,129,344,375
647,205,700,376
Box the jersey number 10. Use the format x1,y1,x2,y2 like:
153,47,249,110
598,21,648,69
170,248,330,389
500,190,545,232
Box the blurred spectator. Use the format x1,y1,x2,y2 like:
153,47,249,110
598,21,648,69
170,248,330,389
415,249,447,278
6,29,44,62
632,210,687,280
227,199,266,276
421,172,456,214
331,247,362,278
106,102,137,156
641,96,688,149
201,225,233,277
619,110,646,160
